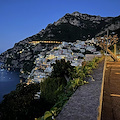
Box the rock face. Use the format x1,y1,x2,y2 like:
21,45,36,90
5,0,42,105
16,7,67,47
0,11,120,75
36,12,120,41
8,12,118,45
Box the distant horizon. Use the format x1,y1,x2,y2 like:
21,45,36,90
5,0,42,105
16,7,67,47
0,0,120,53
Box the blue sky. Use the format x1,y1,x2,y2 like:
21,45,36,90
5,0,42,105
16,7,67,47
0,0,120,53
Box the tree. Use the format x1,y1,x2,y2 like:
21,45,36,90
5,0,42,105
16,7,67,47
51,59,74,81
23,60,35,72
0,83,51,120
40,59,75,105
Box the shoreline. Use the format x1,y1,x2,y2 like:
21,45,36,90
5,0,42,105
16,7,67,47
0,67,20,102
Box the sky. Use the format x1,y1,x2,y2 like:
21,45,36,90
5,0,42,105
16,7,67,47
0,0,120,53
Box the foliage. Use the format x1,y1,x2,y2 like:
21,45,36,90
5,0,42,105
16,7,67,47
14,52,20,59
23,60,35,72
40,59,75,105
0,83,51,120
43,111,53,120
0,57,104,120
68,78,84,91
6,57,13,65
32,16,109,42
37,56,104,120
72,66,85,79
40,77,66,105
51,59,74,79
81,57,103,76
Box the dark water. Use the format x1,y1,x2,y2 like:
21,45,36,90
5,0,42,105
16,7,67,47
0,63,20,102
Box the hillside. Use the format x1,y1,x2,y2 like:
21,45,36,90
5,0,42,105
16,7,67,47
0,11,120,77
28,12,120,41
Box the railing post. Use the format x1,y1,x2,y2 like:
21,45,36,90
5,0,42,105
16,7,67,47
114,44,116,55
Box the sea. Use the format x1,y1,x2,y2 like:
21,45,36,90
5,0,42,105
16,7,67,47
0,62,20,103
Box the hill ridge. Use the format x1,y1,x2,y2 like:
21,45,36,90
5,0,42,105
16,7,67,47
0,11,120,73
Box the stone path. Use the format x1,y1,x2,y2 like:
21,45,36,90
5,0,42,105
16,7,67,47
56,61,104,120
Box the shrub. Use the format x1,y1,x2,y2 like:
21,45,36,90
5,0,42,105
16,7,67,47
40,59,75,105
40,77,66,105
0,83,44,120
6,57,13,65
51,59,74,79
23,60,35,72
37,56,104,120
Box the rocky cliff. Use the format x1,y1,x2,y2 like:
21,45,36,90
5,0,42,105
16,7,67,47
0,11,120,77
30,12,120,41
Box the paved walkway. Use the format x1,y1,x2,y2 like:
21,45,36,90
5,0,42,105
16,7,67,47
56,61,104,120
101,62,120,120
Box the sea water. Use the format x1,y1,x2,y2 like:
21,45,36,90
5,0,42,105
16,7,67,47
0,63,20,102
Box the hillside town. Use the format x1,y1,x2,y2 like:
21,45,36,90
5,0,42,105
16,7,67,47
26,39,101,84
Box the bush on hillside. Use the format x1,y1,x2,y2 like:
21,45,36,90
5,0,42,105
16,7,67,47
0,83,51,120
40,59,75,105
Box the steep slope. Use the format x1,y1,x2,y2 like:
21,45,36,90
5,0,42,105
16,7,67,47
29,12,114,41
0,11,120,76
96,15,120,37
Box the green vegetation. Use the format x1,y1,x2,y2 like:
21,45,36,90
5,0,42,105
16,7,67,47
0,83,47,120
51,59,74,80
27,14,112,42
40,60,74,105
37,23,101,41
23,60,35,72
40,77,65,105
0,57,104,120
6,57,13,65
37,56,104,120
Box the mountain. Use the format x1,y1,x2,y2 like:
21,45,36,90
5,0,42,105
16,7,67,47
0,11,120,78
27,12,120,41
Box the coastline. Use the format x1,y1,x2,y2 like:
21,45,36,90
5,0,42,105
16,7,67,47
0,62,28,83
0,66,20,102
